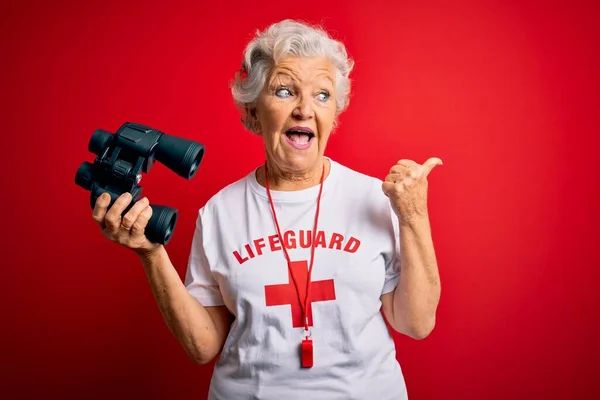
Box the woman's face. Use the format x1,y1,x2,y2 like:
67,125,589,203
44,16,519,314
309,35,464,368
252,56,337,177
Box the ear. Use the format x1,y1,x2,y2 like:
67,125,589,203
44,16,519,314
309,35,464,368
246,104,262,134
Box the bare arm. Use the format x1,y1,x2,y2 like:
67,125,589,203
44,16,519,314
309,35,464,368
91,191,233,365
382,215,440,339
380,157,443,340
139,245,234,364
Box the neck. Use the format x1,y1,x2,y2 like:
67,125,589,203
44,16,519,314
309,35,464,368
258,157,329,191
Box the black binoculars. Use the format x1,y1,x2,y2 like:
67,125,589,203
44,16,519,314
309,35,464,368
75,122,205,245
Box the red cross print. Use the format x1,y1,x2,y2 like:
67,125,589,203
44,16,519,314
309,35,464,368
264,260,336,328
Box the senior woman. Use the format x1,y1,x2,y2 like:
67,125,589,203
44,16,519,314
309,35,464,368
92,19,442,400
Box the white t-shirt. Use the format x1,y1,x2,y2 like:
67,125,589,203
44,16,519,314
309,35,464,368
184,158,408,399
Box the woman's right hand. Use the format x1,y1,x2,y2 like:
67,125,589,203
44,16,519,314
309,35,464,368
92,192,162,256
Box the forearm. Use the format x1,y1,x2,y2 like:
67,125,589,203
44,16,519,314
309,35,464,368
138,246,223,363
392,215,441,339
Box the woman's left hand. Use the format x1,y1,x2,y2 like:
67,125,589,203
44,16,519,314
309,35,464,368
382,157,443,225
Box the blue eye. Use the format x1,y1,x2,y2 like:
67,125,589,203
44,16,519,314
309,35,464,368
276,88,292,98
316,91,330,102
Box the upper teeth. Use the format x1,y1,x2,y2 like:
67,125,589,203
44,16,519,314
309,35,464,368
289,130,312,135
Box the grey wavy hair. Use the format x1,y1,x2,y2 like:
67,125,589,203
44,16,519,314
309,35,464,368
230,19,355,132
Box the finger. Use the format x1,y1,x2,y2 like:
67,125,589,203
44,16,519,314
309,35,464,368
397,159,419,168
389,161,416,174
121,197,149,230
384,172,406,183
381,181,395,197
92,192,111,229
383,173,406,195
385,172,418,185
389,164,420,179
382,180,405,197
389,164,407,174
104,192,133,232
420,157,443,178
131,205,153,237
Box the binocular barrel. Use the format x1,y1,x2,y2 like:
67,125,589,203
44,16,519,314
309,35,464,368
154,134,205,180
89,127,205,180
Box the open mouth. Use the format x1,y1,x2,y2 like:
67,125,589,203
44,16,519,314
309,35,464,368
284,127,315,149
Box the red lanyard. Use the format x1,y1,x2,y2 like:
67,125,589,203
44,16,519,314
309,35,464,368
264,160,325,368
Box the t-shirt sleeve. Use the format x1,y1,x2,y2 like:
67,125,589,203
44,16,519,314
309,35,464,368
381,202,402,295
184,207,225,306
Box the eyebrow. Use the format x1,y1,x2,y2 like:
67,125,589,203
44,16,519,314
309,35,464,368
271,71,334,86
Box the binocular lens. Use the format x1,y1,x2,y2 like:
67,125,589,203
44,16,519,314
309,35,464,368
145,205,178,244
189,147,203,176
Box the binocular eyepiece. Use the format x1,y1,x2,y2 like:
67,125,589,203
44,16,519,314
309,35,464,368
75,122,205,245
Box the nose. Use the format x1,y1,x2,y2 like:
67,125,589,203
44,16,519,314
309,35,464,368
292,93,314,119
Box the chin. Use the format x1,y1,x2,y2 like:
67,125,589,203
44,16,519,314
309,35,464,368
283,154,318,170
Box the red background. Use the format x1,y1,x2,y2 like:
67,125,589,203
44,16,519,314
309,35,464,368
1,0,599,398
